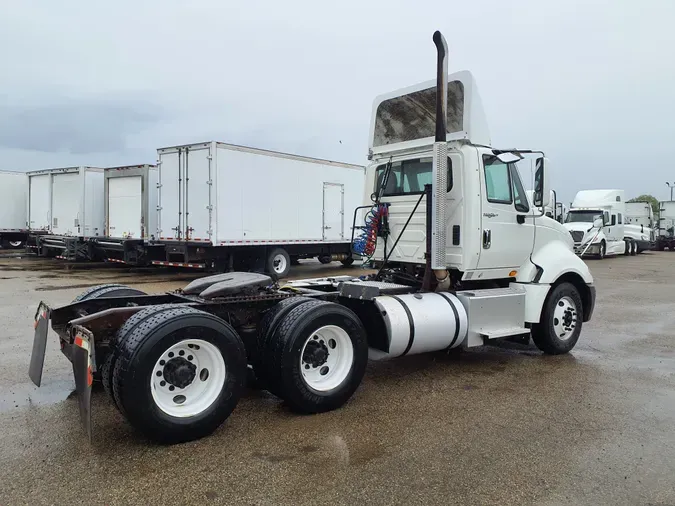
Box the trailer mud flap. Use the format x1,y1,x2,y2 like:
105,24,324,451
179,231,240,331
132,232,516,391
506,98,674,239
72,326,96,442
29,302,51,387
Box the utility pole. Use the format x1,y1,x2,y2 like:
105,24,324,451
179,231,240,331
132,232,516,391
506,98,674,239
667,182,675,201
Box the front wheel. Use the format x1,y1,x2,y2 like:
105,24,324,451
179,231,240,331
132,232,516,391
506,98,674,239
630,240,637,256
531,282,583,355
598,241,606,259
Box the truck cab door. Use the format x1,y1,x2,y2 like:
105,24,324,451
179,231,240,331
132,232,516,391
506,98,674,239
477,155,534,271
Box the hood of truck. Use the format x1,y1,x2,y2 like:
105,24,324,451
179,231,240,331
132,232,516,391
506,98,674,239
563,222,593,233
563,222,602,244
368,70,490,158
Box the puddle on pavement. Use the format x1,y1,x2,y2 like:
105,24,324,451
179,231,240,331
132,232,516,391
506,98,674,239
0,380,75,413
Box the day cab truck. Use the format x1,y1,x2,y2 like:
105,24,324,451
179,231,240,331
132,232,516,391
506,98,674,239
28,31,596,444
563,189,647,257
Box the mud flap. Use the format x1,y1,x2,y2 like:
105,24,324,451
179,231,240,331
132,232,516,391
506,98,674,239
72,326,96,442
29,302,51,387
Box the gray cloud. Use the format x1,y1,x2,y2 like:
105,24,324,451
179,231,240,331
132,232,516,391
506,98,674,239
0,0,674,201
0,94,165,154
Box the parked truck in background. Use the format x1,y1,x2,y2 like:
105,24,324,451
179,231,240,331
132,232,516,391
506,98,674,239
152,142,365,277
28,31,595,445
625,201,655,252
0,171,28,249
27,167,105,260
94,164,159,265
563,189,640,257
656,201,675,250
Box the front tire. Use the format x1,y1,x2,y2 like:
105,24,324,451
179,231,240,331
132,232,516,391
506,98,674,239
630,240,637,256
598,241,606,259
111,306,247,443
261,300,368,413
531,282,583,355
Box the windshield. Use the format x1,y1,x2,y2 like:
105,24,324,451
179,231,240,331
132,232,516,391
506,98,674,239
565,211,601,223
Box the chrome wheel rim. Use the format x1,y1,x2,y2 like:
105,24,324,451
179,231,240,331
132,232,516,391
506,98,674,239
552,296,578,340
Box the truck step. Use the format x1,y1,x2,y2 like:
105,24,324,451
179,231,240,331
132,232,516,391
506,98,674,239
480,326,530,340
456,285,527,348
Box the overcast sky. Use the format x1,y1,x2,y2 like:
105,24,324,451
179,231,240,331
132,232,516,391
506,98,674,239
1,0,673,204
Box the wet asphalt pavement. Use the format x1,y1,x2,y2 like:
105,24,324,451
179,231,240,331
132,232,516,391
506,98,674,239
1,253,674,505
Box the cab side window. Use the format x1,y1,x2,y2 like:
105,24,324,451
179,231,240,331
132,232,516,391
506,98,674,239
611,214,616,226
483,156,512,204
618,213,623,224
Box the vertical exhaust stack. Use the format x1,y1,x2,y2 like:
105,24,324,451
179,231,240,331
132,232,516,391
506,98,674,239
431,31,450,290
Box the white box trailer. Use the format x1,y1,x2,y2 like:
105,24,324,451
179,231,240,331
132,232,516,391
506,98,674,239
27,167,105,260
0,171,29,248
94,165,159,265
154,142,365,276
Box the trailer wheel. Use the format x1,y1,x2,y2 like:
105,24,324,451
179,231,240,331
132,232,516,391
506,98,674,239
111,306,246,443
2,239,24,249
254,296,316,395
340,256,355,267
531,282,583,355
264,300,368,413
267,248,291,278
72,284,147,303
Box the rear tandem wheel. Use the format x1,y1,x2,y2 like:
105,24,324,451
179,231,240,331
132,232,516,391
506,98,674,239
106,305,247,443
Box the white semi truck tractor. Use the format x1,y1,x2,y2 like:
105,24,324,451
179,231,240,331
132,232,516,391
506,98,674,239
28,31,596,444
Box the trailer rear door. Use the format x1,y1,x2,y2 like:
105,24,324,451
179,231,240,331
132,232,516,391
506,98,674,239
108,176,142,238
29,174,51,231
52,172,81,236
158,149,181,240
184,146,211,241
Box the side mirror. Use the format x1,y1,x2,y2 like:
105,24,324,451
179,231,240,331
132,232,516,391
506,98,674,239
533,157,551,208
593,217,604,228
